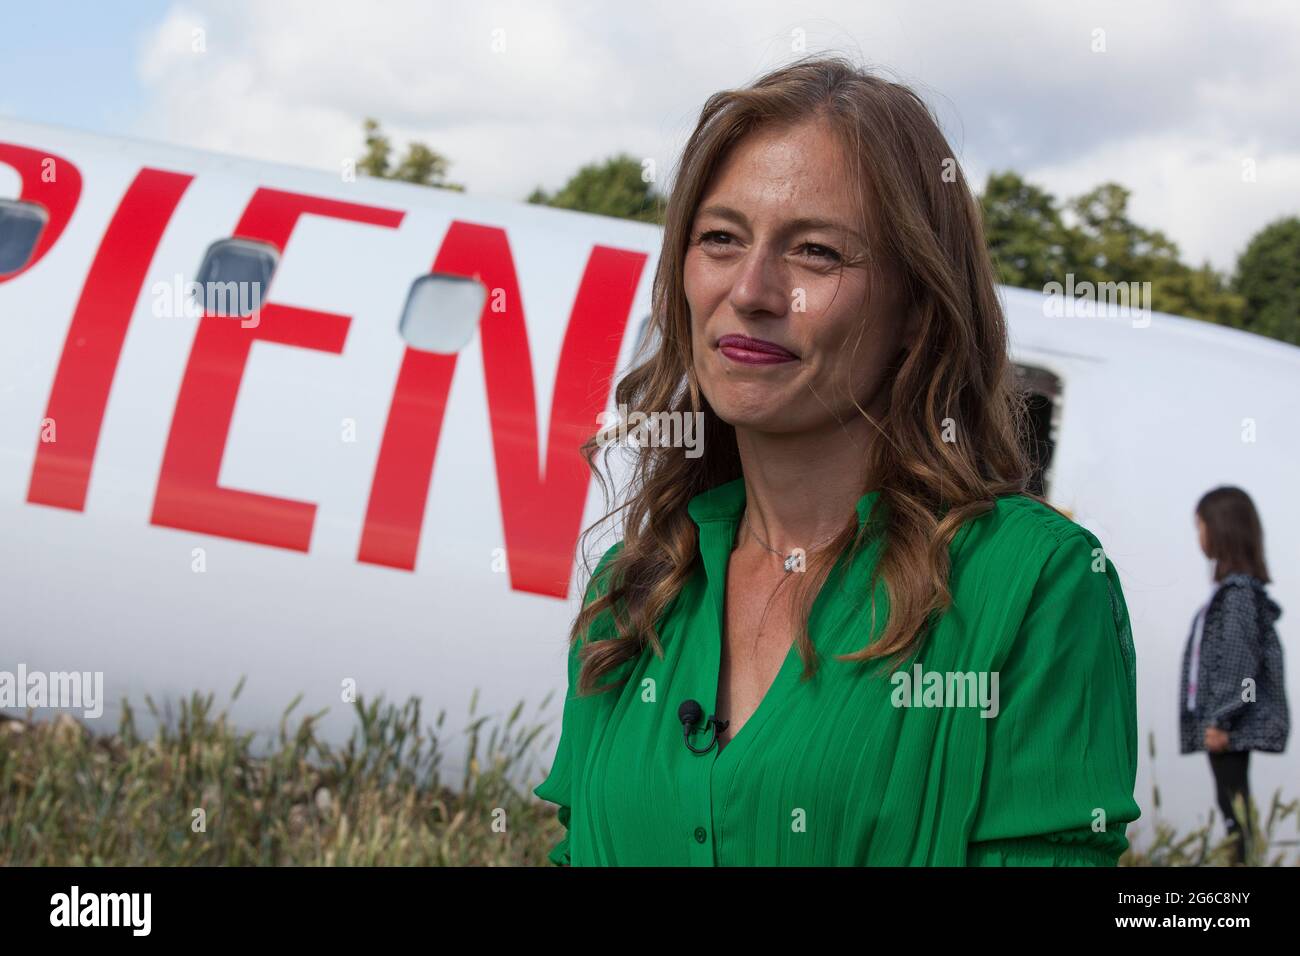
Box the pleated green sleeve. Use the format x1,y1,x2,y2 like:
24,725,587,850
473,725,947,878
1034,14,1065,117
967,528,1140,866
533,541,623,866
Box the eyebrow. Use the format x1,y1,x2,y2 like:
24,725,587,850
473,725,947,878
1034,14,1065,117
694,204,867,246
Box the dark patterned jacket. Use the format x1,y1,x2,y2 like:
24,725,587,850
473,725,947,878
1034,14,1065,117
1179,573,1289,753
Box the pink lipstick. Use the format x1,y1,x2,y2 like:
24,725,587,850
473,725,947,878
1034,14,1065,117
716,333,798,365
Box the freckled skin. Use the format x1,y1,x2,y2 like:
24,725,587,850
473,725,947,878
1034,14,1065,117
685,117,908,436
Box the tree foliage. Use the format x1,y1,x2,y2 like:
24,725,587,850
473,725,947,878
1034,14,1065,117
1233,216,1300,346
358,118,464,192
980,171,1259,334
528,154,663,224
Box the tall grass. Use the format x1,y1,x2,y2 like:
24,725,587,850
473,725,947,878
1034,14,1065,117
1119,729,1300,866
2,689,1294,865
0,680,562,865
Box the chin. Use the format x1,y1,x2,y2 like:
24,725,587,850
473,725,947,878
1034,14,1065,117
708,396,800,434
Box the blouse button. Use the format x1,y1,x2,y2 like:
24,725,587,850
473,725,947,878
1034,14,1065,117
693,826,707,843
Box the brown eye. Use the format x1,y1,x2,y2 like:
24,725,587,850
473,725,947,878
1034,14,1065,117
697,229,732,247
800,242,842,262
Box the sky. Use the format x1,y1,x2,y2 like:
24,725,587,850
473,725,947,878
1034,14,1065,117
2,0,1298,272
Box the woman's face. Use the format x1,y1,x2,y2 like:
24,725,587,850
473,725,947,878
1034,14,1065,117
684,116,910,436
1195,515,1209,556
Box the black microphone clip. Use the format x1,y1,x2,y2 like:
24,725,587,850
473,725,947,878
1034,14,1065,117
678,698,729,754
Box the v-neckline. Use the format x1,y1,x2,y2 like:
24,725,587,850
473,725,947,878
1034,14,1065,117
704,520,848,767
686,479,887,766
710,547,803,763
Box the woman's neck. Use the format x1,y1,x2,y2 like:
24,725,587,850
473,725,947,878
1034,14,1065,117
732,414,876,556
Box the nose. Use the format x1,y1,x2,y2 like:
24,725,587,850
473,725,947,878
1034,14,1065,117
727,240,790,319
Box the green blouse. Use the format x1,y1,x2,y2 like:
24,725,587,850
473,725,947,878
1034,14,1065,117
534,478,1140,865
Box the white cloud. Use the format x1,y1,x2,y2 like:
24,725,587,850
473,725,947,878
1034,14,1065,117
131,0,1300,270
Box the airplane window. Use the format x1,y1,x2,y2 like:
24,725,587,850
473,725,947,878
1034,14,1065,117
193,238,278,318
1012,364,1061,499
0,199,48,274
398,273,486,353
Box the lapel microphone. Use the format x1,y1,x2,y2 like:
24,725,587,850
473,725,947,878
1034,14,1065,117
679,699,729,754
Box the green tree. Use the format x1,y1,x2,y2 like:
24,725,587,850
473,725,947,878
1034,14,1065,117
980,171,1073,288
528,154,663,224
1065,182,1183,285
1064,183,1242,326
978,174,1246,330
358,117,392,179
1150,261,1245,329
358,118,464,191
1232,216,1300,346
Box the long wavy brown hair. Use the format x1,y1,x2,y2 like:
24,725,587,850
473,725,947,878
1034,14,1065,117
569,54,1049,696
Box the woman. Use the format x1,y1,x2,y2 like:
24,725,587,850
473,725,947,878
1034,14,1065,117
1179,487,1289,865
533,55,1140,866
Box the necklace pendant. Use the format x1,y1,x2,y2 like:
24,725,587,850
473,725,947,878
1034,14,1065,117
783,553,798,573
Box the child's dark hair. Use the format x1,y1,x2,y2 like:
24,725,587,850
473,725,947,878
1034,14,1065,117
1196,486,1271,583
